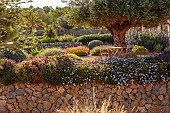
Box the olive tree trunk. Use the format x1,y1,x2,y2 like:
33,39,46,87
106,21,134,47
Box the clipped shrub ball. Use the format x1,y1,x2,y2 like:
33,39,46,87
64,46,89,56
88,40,104,49
3,49,27,62
132,45,149,54
39,48,66,57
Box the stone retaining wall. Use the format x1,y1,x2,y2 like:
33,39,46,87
0,81,169,113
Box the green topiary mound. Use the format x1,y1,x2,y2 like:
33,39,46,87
88,40,104,49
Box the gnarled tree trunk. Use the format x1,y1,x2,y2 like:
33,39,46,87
106,21,134,47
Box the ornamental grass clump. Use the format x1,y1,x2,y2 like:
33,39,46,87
64,46,89,56
39,48,66,57
57,88,128,113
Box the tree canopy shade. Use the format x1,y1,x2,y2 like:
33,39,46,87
67,0,170,47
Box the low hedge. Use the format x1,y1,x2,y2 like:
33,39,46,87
74,34,114,45
0,52,169,85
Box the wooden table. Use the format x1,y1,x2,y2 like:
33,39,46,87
100,46,132,58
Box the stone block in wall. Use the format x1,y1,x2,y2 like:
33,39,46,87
0,82,169,112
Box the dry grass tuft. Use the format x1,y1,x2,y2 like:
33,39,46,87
56,88,133,113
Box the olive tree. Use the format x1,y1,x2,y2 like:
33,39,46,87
67,0,170,47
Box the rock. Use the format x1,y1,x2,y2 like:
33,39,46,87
146,91,151,96
126,88,132,94
146,98,152,104
57,98,63,104
66,94,72,100
96,92,104,99
137,107,146,112
28,101,34,110
161,99,169,105
31,96,37,102
14,103,19,109
153,99,160,105
145,84,152,91
47,88,55,92
58,87,65,94
37,98,43,104
122,91,128,98
7,92,16,99
0,100,6,107
131,100,139,107
130,84,137,89
0,89,3,93
15,89,25,96
50,104,56,112
34,86,42,92
117,95,124,102
83,89,91,94
0,107,7,112
0,96,6,100
158,86,166,94
136,92,142,101
49,96,57,103
104,87,111,94
142,94,148,100
116,89,122,95
138,85,145,93
111,87,117,93
42,89,48,94
14,83,20,89
7,99,16,104
129,94,135,100
52,91,60,98
69,89,79,98
148,107,160,112
152,89,158,96
37,103,43,112
132,89,138,94
165,95,169,99
6,104,14,111
151,94,156,100
16,96,27,103
139,100,146,106
19,102,27,110
8,85,15,92
33,92,42,97
43,101,51,111
78,90,84,95
32,108,40,113
145,104,151,109
158,95,164,100
19,84,25,89
25,88,33,95
153,84,160,90
42,93,51,101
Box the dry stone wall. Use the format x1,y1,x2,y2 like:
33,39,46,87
0,81,169,113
